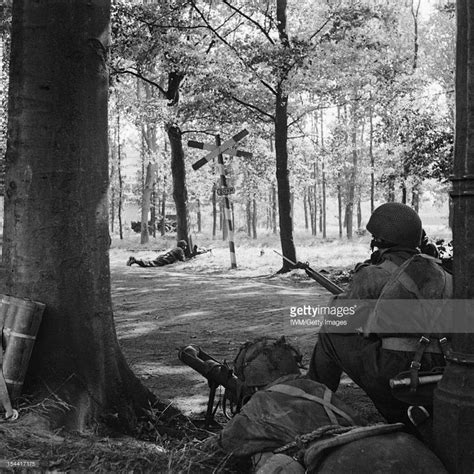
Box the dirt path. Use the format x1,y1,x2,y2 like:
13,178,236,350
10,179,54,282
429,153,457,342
112,263,331,415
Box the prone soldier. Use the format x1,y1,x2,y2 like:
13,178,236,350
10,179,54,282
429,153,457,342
127,240,188,267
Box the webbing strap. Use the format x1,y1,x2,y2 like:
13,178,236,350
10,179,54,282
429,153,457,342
266,384,355,425
323,387,338,425
380,256,447,391
378,260,401,275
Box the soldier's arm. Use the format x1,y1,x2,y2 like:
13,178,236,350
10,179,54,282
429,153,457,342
177,248,186,261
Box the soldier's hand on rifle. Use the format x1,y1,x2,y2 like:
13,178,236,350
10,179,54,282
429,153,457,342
295,261,309,270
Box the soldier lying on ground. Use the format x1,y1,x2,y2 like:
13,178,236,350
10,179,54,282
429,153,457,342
307,203,452,430
126,240,188,267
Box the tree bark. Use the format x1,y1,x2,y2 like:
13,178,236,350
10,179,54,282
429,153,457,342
212,184,217,239
3,0,155,430
321,109,327,238
401,181,407,204
313,161,318,236
411,184,420,212
160,186,166,236
346,103,357,239
271,184,277,234
338,180,343,238
150,184,156,238
140,162,156,244
308,188,315,236
369,104,375,214
252,198,257,239
117,105,123,240
433,1,474,470
196,198,201,233
357,197,362,229
167,124,190,254
275,0,296,272
411,0,421,71
303,188,308,230
246,199,252,236
109,126,116,234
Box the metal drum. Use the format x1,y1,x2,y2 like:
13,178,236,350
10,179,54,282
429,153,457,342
1,295,45,400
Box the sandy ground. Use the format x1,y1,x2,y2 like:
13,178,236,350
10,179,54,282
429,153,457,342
109,242,383,424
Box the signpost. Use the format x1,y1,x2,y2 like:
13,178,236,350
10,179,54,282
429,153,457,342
189,130,251,269
190,129,249,171
216,187,235,196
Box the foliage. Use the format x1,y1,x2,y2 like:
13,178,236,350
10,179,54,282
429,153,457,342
106,0,456,237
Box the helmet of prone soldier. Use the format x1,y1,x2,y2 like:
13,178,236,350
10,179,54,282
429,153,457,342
233,336,302,388
177,240,188,249
366,203,422,249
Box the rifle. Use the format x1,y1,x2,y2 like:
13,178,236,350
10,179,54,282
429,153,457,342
190,246,213,258
273,250,343,295
178,345,253,428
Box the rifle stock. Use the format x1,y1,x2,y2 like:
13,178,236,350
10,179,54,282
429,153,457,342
304,267,344,295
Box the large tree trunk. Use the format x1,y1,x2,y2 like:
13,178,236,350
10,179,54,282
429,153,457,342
167,124,190,254
433,1,474,470
275,90,296,270
3,0,155,430
275,0,296,272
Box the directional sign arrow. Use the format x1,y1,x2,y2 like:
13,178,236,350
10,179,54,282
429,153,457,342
188,140,253,159
192,129,249,170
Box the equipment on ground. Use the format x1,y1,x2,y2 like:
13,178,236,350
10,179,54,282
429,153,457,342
178,337,303,428
273,250,343,295
178,345,253,428
0,295,45,421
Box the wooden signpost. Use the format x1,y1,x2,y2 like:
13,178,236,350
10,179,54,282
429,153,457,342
189,130,252,269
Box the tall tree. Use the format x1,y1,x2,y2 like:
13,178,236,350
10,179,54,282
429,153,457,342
3,0,155,429
433,1,474,470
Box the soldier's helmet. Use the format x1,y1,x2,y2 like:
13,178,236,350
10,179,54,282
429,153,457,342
233,336,302,388
177,240,188,249
366,203,422,249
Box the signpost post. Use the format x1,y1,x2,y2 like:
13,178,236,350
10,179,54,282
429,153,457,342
215,134,237,268
189,130,252,269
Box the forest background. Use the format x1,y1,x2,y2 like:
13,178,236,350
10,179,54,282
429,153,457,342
0,0,456,254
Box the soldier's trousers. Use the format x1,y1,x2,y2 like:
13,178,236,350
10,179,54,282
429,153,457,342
133,257,167,267
307,328,445,423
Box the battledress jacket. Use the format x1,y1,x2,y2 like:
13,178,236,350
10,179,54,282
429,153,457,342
156,246,185,265
334,247,452,337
